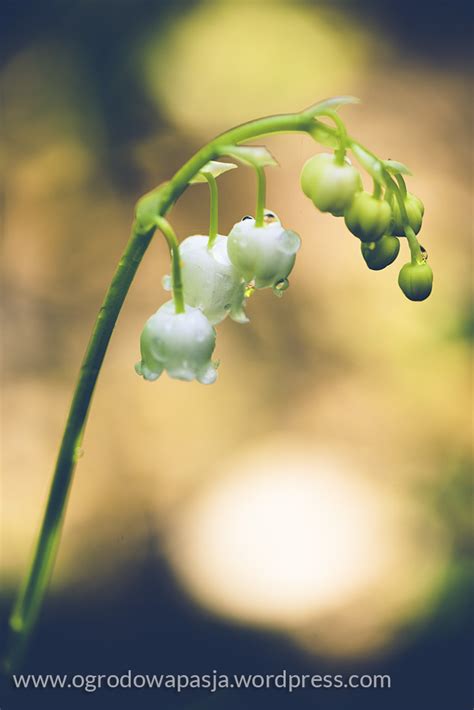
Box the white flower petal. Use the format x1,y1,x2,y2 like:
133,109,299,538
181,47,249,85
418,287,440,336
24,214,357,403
136,301,217,384
227,216,301,290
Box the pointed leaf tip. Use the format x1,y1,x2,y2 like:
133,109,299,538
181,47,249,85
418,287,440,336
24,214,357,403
383,159,413,176
190,160,238,184
218,145,278,168
306,96,361,116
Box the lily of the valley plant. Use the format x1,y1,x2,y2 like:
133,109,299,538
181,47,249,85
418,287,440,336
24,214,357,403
3,97,432,672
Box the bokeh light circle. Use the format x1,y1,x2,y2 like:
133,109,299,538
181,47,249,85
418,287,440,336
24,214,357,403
165,438,449,656
143,1,369,133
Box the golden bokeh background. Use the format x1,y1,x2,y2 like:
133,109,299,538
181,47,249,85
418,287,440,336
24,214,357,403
1,0,472,703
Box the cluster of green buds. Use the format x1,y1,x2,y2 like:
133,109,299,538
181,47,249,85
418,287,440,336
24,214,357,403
134,97,433,385
300,106,432,301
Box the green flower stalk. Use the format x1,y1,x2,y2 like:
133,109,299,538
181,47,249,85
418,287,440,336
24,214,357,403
2,96,432,674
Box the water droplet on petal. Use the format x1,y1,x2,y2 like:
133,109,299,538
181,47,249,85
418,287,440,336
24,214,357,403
278,230,301,255
272,278,289,297
197,364,218,385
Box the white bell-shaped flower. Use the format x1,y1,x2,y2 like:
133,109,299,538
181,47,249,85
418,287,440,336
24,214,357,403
227,212,301,291
135,301,218,384
164,235,248,325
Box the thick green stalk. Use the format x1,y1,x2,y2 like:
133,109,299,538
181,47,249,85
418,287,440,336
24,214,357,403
2,109,316,674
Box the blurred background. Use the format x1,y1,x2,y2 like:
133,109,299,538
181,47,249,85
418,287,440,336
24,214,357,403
1,0,473,708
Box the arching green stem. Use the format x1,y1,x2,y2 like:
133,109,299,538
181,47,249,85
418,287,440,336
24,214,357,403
155,217,185,313
255,166,266,228
204,173,219,248
1,108,317,675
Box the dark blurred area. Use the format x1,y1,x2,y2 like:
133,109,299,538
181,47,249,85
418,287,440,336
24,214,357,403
1,1,473,709
2,0,472,189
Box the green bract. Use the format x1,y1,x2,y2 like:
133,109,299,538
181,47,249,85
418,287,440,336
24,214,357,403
361,235,400,270
398,262,433,301
344,192,392,242
300,153,362,216
164,235,248,325
391,193,424,236
227,213,301,290
135,301,218,384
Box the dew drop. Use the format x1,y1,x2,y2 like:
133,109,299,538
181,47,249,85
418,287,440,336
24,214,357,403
278,230,301,255
272,278,289,297
198,365,218,385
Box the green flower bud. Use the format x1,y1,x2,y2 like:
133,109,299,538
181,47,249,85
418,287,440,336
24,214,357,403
391,193,424,236
300,153,362,216
344,192,392,242
361,235,400,270
398,262,433,301
135,301,218,384
227,212,301,290
164,235,248,325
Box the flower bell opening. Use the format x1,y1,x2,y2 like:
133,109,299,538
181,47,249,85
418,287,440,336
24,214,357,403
227,213,301,290
135,301,218,384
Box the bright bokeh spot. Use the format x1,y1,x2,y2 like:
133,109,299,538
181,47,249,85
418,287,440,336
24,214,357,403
143,0,369,132
166,439,448,656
